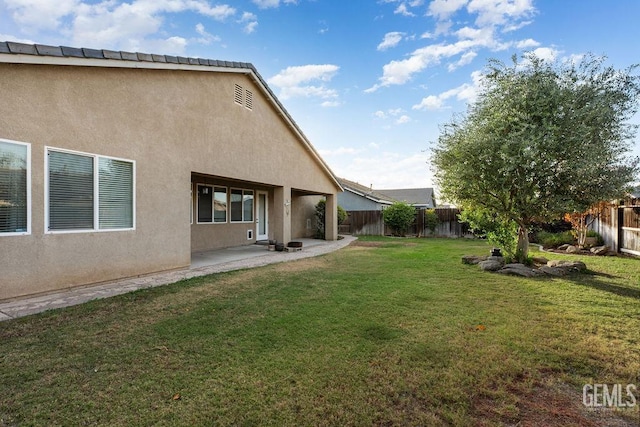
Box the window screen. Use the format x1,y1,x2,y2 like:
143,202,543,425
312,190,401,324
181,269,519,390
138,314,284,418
0,140,29,234
48,150,94,230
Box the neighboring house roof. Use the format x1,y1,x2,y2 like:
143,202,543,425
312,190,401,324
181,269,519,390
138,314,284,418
338,178,395,205
376,188,435,208
0,41,342,191
338,178,435,208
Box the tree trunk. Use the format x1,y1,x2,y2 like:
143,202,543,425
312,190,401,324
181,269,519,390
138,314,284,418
576,215,587,247
516,224,529,263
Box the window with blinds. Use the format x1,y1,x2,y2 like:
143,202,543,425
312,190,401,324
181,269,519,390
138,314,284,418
99,157,134,229
0,139,30,235
47,148,135,232
230,188,253,222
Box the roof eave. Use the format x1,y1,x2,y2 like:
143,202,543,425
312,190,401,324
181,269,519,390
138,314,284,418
0,47,343,192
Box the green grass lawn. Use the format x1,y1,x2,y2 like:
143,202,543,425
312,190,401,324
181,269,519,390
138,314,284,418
1,237,639,426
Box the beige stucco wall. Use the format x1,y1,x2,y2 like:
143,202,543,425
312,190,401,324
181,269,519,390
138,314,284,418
0,62,339,299
291,195,322,239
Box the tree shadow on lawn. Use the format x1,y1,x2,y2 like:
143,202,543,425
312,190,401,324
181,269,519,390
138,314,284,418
561,270,640,300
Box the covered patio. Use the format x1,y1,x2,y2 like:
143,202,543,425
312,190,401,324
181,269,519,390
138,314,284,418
0,236,355,321
190,237,333,269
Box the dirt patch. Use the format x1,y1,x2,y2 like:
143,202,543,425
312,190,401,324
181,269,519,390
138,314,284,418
473,377,639,426
269,256,330,273
349,241,384,248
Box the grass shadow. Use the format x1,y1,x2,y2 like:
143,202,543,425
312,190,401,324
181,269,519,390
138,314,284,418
564,271,640,300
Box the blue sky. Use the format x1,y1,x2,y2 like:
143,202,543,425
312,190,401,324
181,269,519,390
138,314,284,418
1,0,639,190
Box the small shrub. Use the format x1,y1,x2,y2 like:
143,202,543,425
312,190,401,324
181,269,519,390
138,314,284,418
586,230,604,246
536,231,576,248
459,208,518,259
424,209,439,235
315,199,347,239
383,202,415,236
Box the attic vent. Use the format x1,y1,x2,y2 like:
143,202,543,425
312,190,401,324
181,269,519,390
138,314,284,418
245,90,253,110
234,84,243,105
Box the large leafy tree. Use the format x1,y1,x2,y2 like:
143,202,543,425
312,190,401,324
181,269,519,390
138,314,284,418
432,53,640,262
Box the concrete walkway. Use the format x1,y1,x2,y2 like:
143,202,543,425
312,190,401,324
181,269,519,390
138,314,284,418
0,236,356,322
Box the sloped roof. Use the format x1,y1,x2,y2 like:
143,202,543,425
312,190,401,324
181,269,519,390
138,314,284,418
338,178,435,208
0,41,342,191
338,178,395,204
376,188,435,208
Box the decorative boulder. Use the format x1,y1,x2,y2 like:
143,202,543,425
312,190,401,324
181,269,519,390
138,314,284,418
539,266,570,276
462,255,488,265
547,260,587,272
557,244,571,250
479,259,504,271
532,257,549,266
590,245,609,256
497,263,542,277
566,245,579,254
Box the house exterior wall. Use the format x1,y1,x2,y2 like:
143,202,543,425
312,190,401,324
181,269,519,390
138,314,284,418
291,195,321,239
337,190,383,211
0,62,339,299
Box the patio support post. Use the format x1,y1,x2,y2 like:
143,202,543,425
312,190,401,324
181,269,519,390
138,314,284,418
324,193,338,241
273,186,292,244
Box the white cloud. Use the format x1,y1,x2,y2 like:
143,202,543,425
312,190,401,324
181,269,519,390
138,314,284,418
267,64,340,100
3,0,236,53
467,0,536,27
373,108,410,126
4,0,80,32
0,33,34,44
377,32,404,51
336,151,433,189
412,95,444,110
318,146,362,156
321,100,341,108
239,12,258,34
428,0,468,21
395,115,412,124
194,23,220,45
529,46,559,62
413,69,483,110
369,0,539,92
516,38,539,49
366,40,483,91
394,3,415,16
447,50,477,71
252,0,297,9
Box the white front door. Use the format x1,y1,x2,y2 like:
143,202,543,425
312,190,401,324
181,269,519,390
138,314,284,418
256,191,268,241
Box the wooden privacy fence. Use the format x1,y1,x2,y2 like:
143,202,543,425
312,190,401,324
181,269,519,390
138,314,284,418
341,208,470,237
590,198,640,256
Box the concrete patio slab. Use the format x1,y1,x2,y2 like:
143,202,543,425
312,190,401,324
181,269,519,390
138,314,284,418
0,236,356,322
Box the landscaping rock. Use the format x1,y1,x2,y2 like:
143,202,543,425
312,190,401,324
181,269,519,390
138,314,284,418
532,256,549,266
497,263,542,277
479,259,504,271
590,245,609,256
547,260,587,272
539,266,570,276
566,245,579,254
462,255,488,265
557,244,571,250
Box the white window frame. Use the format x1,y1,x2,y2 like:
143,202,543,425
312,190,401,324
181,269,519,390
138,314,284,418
45,146,136,234
213,186,228,224
0,138,31,236
196,184,228,224
196,184,213,224
230,188,254,223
